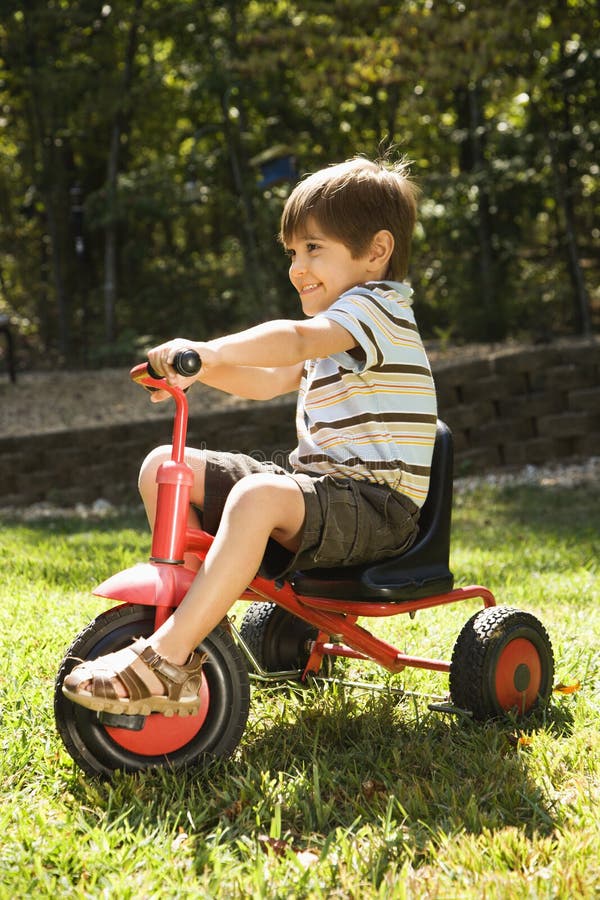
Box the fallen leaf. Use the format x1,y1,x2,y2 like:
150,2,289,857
223,799,243,820
507,732,533,749
171,831,188,851
362,778,387,800
553,681,582,694
258,835,290,857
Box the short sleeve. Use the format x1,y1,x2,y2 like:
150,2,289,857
320,295,379,373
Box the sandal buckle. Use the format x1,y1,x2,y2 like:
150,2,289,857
139,646,163,670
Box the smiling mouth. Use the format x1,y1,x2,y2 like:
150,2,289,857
300,283,321,294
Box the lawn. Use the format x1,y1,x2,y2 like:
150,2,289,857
0,477,599,898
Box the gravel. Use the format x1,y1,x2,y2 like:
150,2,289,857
0,367,253,437
454,456,600,494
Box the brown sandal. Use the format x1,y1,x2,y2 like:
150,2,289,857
62,638,207,717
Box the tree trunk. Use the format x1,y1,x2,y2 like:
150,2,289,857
467,85,496,337
23,7,70,357
103,0,143,346
549,137,591,336
45,196,69,358
456,83,498,338
104,123,120,345
548,42,591,336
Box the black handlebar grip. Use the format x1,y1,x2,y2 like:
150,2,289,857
146,349,202,381
173,349,202,376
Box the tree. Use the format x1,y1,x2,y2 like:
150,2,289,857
0,1,596,366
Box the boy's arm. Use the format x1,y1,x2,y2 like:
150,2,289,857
148,360,302,404
148,318,356,394
197,362,303,400
207,318,356,367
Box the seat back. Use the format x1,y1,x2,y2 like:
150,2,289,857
291,420,455,601
390,418,454,570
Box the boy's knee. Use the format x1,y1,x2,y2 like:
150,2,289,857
138,445,172,492
223,473,304,546
226,473,295,518
225,473,270,508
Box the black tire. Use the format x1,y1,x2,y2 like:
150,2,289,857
450,606,554,721
55,604,250,777
240,601,333,675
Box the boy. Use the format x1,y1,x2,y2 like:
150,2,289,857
63,156,437,715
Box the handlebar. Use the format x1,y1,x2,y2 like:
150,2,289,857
130,349,202,391
146,349,202,380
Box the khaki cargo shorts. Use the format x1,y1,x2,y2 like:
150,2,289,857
199,450,421,582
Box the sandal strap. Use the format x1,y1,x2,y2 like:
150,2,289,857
114,658,155,701
86,651,158,702
133,641,206,702
88,672,119,700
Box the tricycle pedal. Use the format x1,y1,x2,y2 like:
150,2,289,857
427,701,473,718
97,711,147,731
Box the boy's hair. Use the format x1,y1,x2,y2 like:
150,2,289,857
280,156,419,280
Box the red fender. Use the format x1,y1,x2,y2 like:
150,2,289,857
93,562,195,607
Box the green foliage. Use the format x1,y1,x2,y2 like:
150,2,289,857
0,478,599,895
0,1,597,364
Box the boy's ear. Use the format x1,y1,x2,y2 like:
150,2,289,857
367,230,394,271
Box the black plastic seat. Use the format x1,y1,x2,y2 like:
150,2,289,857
290,420,454,602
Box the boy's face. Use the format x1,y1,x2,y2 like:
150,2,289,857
285,219,379,316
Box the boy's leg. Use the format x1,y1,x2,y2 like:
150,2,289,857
138,444,207,527
150,472,305,663
67,472,305,700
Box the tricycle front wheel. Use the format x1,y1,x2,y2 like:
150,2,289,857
449,606,554,721
55,604,250,777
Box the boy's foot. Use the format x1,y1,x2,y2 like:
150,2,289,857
62,638,206,717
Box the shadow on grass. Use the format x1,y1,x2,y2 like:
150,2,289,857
63,685,571,870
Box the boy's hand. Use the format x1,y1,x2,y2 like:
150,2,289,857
146,338,205,401
148,387,172,404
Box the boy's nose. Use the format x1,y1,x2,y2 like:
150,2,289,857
289,255,306,276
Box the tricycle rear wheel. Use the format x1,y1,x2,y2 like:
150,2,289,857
54,604,250,776
240,601,333,675
449,606,554,720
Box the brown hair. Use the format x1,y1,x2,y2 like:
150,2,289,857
280,156,419,280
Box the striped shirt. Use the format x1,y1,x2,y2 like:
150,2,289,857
289,281,437,507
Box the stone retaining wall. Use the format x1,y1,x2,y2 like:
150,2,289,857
1,338,598,508
435,339,600,473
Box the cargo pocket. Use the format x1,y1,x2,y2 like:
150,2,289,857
311,478,360,566
354,482,420,563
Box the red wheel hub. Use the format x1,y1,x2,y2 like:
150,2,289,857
494,638,542,714
104,675,210,755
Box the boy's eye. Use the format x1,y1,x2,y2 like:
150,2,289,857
284,241,321,259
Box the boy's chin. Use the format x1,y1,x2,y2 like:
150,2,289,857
300,296,332,317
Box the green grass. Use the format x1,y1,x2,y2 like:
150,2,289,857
0,481,599,899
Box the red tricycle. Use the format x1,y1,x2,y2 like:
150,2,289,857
54,351,555,776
